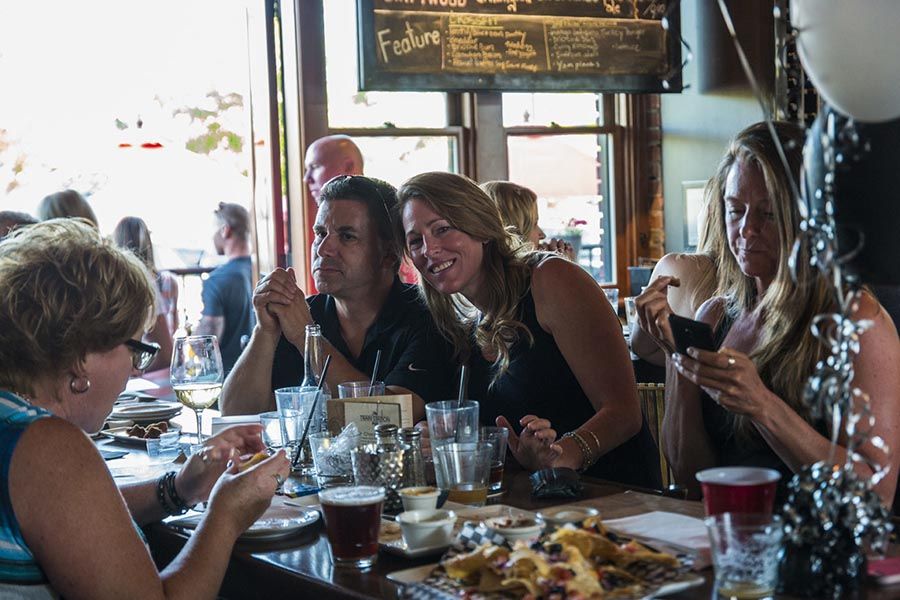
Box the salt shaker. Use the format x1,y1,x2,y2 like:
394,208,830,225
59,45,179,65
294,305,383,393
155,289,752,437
399,427,426,488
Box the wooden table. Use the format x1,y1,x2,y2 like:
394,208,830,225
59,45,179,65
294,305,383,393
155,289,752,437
133,462,899,600
100,378,898,599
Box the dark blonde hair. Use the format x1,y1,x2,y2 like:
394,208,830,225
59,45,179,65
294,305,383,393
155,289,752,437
709,121,831,440
480,181,539,243
0,219,155,396
395,172,536,378
38,190,98,227
113,216,157,276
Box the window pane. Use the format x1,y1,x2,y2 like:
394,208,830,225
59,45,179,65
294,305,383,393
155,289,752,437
0,1,256,321
502,93,603,127
354,136,458,188
323,0,447,128
507,134,614,284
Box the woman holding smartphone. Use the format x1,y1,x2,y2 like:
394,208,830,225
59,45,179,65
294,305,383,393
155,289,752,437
636,122,900,505
396,172,660,488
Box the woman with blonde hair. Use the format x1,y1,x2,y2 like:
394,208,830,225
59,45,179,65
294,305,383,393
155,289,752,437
631,177,727,367
0,219,288,598
638,121,900,504
480,180,576,260
114,216,178,369
397,172,660,487
37,189,99,227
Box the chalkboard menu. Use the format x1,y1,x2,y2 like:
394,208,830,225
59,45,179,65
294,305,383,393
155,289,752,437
357,0,681,93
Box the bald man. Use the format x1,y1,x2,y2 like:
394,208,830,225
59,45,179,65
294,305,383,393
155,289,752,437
303,135,364,204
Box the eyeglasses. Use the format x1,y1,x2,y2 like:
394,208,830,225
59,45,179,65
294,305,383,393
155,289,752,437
124,339,161,371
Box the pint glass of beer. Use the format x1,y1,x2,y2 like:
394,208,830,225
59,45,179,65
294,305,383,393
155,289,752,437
319,486,385,569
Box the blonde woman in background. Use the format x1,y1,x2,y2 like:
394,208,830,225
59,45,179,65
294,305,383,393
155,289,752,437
637,122,900,505
37,189,99,227
113,216,178,370
630,183,726,367
480,181,577,261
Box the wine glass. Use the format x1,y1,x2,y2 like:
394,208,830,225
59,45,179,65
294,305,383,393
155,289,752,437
170,335,224,447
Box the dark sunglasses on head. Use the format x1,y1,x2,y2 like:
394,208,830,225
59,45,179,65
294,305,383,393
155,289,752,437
124,338,161,371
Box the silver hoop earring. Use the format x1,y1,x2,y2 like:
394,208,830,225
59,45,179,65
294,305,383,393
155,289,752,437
70,376,91,395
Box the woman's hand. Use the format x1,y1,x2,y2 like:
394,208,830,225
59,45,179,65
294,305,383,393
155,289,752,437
206,450,291,535
635,275,679,356
671,347,775,419
539,238,576,261
175,424,267,506
497,415,562,472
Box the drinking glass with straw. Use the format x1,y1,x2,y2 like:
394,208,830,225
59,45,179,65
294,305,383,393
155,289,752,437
292,354,332,472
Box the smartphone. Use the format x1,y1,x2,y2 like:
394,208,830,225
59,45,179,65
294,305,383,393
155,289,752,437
668,313,717,355
868,557,900,586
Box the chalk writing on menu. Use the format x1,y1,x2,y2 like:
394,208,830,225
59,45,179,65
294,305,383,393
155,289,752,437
360,0,679,92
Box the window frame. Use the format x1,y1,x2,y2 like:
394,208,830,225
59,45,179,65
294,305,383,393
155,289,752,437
277,0,652,296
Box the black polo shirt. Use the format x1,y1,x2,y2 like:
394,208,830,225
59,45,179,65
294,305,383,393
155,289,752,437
270,278,456,403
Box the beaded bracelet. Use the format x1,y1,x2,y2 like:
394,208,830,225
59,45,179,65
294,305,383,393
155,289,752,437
156,471,191,516
561,431,594,472
583,429,602,454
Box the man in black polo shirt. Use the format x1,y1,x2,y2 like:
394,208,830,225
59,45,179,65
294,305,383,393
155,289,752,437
220,176,453,421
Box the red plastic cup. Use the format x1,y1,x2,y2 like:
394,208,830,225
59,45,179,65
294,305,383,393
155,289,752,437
696,467,781,516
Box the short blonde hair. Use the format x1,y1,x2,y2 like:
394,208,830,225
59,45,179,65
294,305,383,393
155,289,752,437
480,181,539,241
0,219,155,396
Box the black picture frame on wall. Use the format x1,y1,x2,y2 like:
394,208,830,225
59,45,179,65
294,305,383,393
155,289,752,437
357,0,683,93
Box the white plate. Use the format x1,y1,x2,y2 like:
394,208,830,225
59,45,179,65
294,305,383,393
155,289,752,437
169,503,320,542
110,401,182,421
386,564,705,598
98,425,182,446
239,505,320,541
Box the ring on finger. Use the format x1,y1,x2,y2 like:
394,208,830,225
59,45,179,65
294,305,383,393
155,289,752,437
272,473,285,488
726,355,736,368
200,448,212,464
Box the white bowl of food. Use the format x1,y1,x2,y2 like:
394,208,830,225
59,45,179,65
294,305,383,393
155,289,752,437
398,486,441,512
485,515,545,544
536,506,600,530
396,509,457,550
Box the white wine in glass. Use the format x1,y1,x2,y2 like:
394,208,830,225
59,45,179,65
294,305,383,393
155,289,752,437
171,335,224,445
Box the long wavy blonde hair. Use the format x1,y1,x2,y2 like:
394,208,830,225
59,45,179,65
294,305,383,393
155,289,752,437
710,122,832,440
395,172,537,379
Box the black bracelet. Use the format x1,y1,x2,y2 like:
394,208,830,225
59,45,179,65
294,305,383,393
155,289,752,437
156,471,190,516
165,471,192,515
156,472,178,515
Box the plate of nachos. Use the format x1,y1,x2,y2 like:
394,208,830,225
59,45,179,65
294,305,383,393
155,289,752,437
391,515,703,599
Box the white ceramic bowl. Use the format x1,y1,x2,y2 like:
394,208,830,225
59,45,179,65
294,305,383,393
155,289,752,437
537,506,600,530
396,509,457,550
398,486,441,512
485,516,545,544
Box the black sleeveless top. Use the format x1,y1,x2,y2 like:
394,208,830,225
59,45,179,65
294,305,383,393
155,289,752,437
468,289,662,489
702,313,828,488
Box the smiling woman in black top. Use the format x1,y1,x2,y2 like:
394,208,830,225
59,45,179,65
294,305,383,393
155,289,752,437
396,172,660,488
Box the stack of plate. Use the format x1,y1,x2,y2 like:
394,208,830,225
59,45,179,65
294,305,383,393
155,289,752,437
109,401,182,424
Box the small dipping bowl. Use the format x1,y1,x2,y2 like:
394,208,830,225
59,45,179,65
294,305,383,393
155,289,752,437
396,509,457,550
485,515,545,544
537,506,600,531
399,486,441,512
